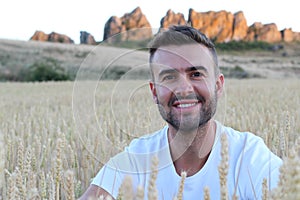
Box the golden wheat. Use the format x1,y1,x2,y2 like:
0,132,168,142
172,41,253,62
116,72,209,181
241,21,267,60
219,133,229,200
203,186,210,200
148,156,159,200
177,171,187,200
0,79,299,199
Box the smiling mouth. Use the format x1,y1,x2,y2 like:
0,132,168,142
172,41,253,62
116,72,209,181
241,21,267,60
170,94,204,109
176,103,198,108
173,99,201,109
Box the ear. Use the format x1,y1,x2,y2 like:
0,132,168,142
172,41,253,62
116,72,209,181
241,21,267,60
149,81,158,104
216,73,225,98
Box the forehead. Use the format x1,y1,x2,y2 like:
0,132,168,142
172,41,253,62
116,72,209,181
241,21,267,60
151,44,215,72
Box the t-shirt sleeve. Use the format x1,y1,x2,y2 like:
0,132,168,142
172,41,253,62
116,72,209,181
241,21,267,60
90,147,148,198
91,163,125,199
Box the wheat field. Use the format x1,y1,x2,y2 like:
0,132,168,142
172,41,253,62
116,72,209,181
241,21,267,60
1,78,300,199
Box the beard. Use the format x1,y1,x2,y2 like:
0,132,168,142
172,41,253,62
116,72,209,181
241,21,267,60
157,89,218,132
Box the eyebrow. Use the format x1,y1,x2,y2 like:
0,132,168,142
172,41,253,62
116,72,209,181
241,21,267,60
158,66,208,79
158,68,177,79
185,66,208,73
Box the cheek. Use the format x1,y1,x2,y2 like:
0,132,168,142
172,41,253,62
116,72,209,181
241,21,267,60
201,80,215,95
156,85,173,102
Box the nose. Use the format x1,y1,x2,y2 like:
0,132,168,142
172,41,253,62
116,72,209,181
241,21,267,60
174,75,194,97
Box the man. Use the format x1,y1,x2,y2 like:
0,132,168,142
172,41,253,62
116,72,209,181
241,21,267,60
79,25,282,199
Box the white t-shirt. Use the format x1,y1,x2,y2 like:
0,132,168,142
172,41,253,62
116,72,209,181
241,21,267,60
92,121,282,199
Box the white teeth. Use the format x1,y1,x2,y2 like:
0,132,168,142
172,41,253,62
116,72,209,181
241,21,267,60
177,103,197,108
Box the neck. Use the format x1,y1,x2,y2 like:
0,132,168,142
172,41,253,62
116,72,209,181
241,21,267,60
168,120,216,176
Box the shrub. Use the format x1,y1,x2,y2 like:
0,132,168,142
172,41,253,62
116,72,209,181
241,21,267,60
101,66,131,80
216,41,274,52
22,59,71,82
220,65,263,79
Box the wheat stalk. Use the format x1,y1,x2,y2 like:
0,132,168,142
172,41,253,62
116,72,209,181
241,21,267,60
7,172,18,200
17,140,24,176
0,131,5,198
64,170,75,200
47,172,55,200
203,186,210,200
24,146,32,185
177,171,187,200
148,155,159,200
284,149,300,200
262,178,268,200
218,133,229,200
54,138,64,200
40,172,47,199
15,167,26,200
136,185,145,200
117,175,134,200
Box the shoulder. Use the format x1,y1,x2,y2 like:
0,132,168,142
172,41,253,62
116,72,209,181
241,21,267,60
102,126,170,172
217,121,282,173
219,122,271,153
218,122,282,193
126,126,169,154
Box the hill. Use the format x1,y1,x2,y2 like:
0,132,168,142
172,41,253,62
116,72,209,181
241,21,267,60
0,38,300,81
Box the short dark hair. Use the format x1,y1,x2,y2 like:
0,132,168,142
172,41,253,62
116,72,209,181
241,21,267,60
148,25,219,76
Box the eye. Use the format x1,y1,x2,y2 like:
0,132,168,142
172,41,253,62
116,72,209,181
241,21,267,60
191,71,203,78
163,74,176,81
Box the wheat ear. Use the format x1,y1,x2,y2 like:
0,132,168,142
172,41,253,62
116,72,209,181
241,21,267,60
177,171,187,200
64,170,75,200
218,133,229,200
148,155,159,200
203,186,210,200
0,131,5,197
117,175,134,200
136,185,144,200
262,178,268,200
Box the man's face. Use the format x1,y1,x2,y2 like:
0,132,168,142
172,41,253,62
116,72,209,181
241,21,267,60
150,44,224,132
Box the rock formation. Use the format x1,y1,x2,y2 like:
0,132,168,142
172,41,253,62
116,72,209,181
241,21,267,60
245,23,281,43
30,31,74,44
30,31,49,41
293,32,300,41
188,9,235,43
160,9,187,30
232,11,248,41
103,7,153,43
186,9,297,43
80,31,96,45
30,8,300,44
281,28,294,42
281,28,300,42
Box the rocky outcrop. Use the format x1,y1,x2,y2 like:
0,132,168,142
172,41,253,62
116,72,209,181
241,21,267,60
160,9,186,30
293,32,300,41
245,23,282,43
30,8,300,44
281,28,300,42
188,9,234,43
48,32,74,43
232,11,248,41
103,16,126,42
281,28,294,42
30,31,49,41
30,31,74,43
187,9,294,43
103,7,153,43
80,31,96,45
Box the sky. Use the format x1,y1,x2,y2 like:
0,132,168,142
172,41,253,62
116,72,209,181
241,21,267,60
1,0,299,44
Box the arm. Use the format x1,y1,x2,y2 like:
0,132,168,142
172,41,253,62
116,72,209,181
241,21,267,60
78,185,115,200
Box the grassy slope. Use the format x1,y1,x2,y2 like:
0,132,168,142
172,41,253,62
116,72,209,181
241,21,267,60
0,39,300,80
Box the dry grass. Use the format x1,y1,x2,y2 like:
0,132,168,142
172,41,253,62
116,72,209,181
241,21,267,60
1,39,300,81
1,78,300,199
